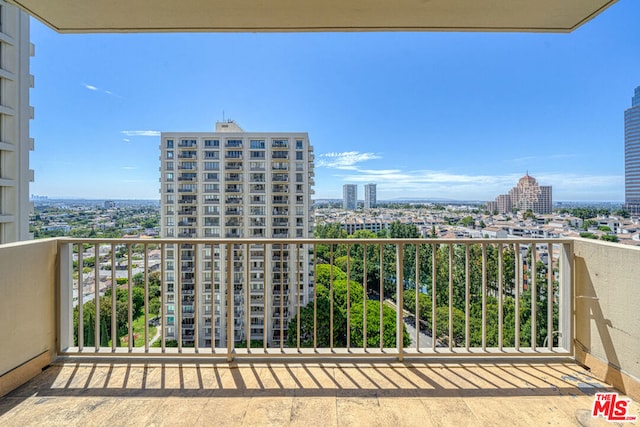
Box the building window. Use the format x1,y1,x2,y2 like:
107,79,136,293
250,140,265,149
296,140,303,149
226,139,242,148
226,150,242,159
167,139,174,148
204,139,219,147
296,151,303,160
272,139,288,148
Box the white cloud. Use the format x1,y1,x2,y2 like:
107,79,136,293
316,151,381,169
82,83,121,97
122,138,130,143
120,130,161,137
121,166,137,170
328,167,622,201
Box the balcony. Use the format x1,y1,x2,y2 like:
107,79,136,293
1,237,639,422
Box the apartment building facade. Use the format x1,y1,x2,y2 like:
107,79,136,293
343,184,357,210
625,86,640,215
159,121,315,347
0,2,34,244
488,173,552,215
364,183,376,209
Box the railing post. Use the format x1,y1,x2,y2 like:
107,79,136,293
226,243,234,362
396,242,404,361
559,242,573,352
59,241,74,352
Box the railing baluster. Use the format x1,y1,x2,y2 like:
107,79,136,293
531,243,537,351
144,243,149,353
296,243,301,352
161,243,165,353
111,243,117,351
432,243,437,352
245,243,251,353
263,243,267,352
127,244,133,352
481,243,487,352
498,243,503,351
94,243,100,352
415,244,420,352
78,244,84,351
346,243,351,351
313,243,317,351
177,244,182,352
379,243,384,352
329,244,334,351
194,243,199,353
279,244,284,352
547,242,554,351
465,244,470,351
448,243,453,350
396,243,404,360
363,243,367,352
226,243,233,361
210,244,216,354
515,243,520,351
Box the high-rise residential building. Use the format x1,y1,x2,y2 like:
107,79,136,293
159,121,315,347
625,86,640,215
343,184,357,210
364,183,377,209
489,173,552,215
0,2,34,244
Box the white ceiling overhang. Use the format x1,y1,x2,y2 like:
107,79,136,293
9,0,617,33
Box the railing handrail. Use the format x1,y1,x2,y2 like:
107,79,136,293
58,237,575,245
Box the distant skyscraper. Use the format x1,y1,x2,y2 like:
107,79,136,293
625,86,640,215
364,183,377,209
343,184,357,210
489,173,552,215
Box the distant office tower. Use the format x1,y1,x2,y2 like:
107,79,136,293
343,184,357,210
364,183,377,209
160,121,315,347
489,173,552,215
0,2,34,243
625,86,640,215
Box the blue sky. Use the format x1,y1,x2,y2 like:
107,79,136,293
30,0,640,201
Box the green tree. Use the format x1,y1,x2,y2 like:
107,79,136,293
349,301,410,348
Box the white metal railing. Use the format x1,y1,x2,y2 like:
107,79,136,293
59,238,572,361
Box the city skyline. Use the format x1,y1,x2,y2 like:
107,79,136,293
28,0,640,202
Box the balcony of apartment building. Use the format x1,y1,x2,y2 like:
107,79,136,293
2,235,639,423
3,0,639,424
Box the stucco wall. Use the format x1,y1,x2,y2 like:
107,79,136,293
574,238,640,398
0,239,58,379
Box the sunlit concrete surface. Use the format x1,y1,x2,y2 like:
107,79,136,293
1,361,638,426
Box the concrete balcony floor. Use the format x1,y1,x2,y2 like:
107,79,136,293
1,360,638,426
